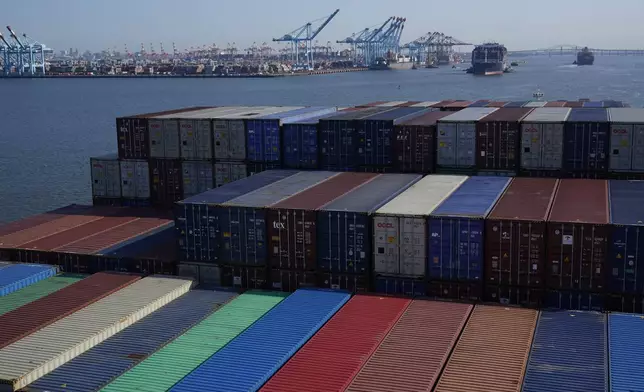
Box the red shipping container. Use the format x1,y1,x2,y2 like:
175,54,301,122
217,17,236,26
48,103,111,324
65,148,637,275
430,100,457,110
0,272,140,349
485,178,559,287
346,300,472,392
546,179,609,291
476,108,533,173
564,100,584,108
0,204,88,237
150,158,184,208
394,111,451,173
487,101,508,108
260,295,410,392
267,172,378,270
442,100,472,112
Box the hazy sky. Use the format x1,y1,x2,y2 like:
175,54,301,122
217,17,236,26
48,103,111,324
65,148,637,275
4,0,644,52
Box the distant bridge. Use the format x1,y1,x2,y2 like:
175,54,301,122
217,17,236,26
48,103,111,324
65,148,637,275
508,45,644,56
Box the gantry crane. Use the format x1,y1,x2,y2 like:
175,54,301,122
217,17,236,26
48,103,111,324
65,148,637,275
273,9,339,70
337,17,405,66
403,32,471,66
0,26,50,75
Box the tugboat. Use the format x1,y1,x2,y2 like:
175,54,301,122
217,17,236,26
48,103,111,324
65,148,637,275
466,42,508,75
574,47,594,65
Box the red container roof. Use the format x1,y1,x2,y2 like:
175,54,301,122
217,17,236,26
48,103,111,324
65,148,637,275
488,178,559,222
479,107,534,122
399,111,452,126
547,179,609,224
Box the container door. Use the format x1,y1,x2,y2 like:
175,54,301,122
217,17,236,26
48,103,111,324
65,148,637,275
400,217,426,277
182,162,196,198
437,122,457,167
456,122,476,167
609,124,632,171
180,120,196,160
91,160,107,198
265,120,281,163
214,163,230,187
229,120,247,160
163,119,181,159
632,125,644,171
120,160,135,198
135,161,150,199
373,215,400,274
543,123,564,169
195,119,212,160
105,159,121,198
246,120,262,162
148,119,164,158
197,162,214,195
213,120,229,160
302,124,318,168
521,123,541,169
282,125,299,168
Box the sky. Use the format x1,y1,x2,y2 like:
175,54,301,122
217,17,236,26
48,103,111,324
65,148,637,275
3,0,644,52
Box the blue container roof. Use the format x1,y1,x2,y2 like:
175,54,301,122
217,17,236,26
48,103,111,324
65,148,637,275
602,100,625,108
522,311,606,392
431,176,511,218
0,264,57,296
583,101,604,108
169,289,350,392
468,100,491,107
256,107,336,121
609,180,644,225
609,313,644,392
504,101,529,107
567,108,609,122
28,290,236,392
178,170,298,205
361,107,427,122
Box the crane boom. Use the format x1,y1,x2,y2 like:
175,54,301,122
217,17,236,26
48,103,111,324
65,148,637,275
310,8,339,40
0,32,12,48
6,26,24,48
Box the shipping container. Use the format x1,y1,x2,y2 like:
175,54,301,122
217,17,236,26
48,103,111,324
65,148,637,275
522,311,606,392
487,101,508,108
476,108,533,173
523,101,547,108
545,290,604,311
603,100,626,108
0,204,89,238
468,100,491,107
486,178,559,287
317,272,369,293
347,300,472,392
182,161,214,198
430,99,457,110
583,101,604,108
177,262,222,287
608,108,644,173
0,271,139,349
563,108,610,175
394,111,451,173
103,225,176,261
434,306,537,392
90,154,121,204
261,295,409,392
357,101,387,107
564,101,584,108
520,108,571,173
268,172,379,270
374,175,467,277
149,158,183,207
546,179,609,291
410,101,440,108
429,176,511,281
27,289,235,392
503,101,529,108
318,174,422,274
171,289,350,392
442,100,473,111
374,275,427,297
0,263,57,297
484,285,542,307
374,101,409,107
214,161,248,187
175,170,298,263
608,180,644,293
270,269,317,292
282,111,340,169
0,276,192,391
544,101,567,107
101,291,287,392
246,107,335,163
219,265,267,289
218,171,337,266
606,293,644,314
436,107,498,170
120,159,150,201
0,274,84,317
608,313,644,392
427,280,482,301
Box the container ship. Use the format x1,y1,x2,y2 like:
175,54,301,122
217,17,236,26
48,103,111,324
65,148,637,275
369,53,414,70
467,42,508,75
575,47,595,65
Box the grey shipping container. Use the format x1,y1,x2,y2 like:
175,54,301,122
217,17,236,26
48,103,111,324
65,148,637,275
182,161,214,198
608,108,644,172
178,262,223,287
119,159,150,202
317,174,422,274
520,108,571,172
148,117,181,159
394,111,452,173
436,107,498,169
91,154,122,203
214,162,248,187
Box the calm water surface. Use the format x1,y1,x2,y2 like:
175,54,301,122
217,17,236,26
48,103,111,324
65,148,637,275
1,55,643,223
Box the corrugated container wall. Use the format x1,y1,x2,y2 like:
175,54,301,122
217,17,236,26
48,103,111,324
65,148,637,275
119,159,150,202
175,170,298,263
268,172,379,271
436,108,498,170
546,179,609,292
608,180,644,294
182,161,214,198
374,275,427,297
0,274,84,317
149,158,183,207
485,178,558,288
520,108,571,173
608,108,644,173
563,108,610,175
90,154,122,203
0,264,58,297
214,161,248,187
318,272,369,293
608,313,644,392
218,171,338,266
476,108,533,173
522,311,607,392
317,174,422,275
282,112,338,169
394,111,451,173
429,176,511,282
373,175,468,277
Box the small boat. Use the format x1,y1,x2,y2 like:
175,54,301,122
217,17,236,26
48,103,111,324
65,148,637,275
510,61,519,67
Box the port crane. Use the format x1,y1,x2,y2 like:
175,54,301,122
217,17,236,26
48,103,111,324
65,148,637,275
273,9,339,71
403,32,471,66
337,17,405,66
0,26,50,75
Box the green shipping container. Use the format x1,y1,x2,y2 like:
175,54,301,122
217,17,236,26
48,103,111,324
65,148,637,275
0,274,85,316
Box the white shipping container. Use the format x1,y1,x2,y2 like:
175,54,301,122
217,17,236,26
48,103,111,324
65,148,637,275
182,161,214,198
148,119,165,158
215,162,248,187
437,108,497,168
120,160,150,199
0,276,193,391
180,119,213,160
520,108,570,170
90,155,121,198
608,108,644,172
373,175,468,277
163,119,181,159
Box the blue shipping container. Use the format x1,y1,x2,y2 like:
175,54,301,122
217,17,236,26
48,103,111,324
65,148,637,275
609,180,644,293
101,224,174,257
27,290,235,392
282,111,339,169
428,177,510,281
563,108,610,172
522,311,606,392
468,100,491,107
602,100,625,108
375,276,427,297
609,313,644,392
545,290,604,311
318,174,422,274
583,101,604,108
175,170,298,262
169,288,350,392
0,263,57,296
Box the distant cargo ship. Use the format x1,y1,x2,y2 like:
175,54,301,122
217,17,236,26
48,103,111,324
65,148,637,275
574,47,594,66
369,53,414,70
467,43,508,76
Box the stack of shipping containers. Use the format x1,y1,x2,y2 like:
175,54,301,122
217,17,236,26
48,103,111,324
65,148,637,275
608,108,644,180
520,107,571,177
563,108,610,178
393,111,451,173
281,111,341,170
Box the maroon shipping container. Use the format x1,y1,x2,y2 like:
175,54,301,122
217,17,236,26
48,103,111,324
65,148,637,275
484,285,543,308
564,101,584,108
544,101,567,107
487,101,508,108
486,178,559,287
267,172,378,270
399,101,422,107
476,108,533,173
442,100,473,112
269,269,317,292
394,111,451,173
150,158,184,208
0,272,140,349
357,101,387,108
431,100,457,110
428,280,482,302
0,204,89,237
546,179,610,291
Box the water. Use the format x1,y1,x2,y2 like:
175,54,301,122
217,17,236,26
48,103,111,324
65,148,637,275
1,55,643,223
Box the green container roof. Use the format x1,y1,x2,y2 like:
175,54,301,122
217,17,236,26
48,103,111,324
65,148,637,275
0,274,85,316
100,290,288,392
